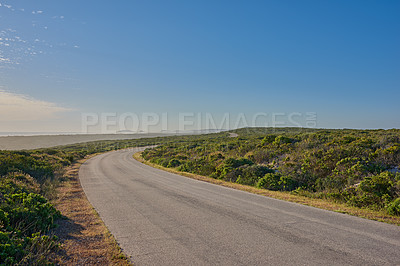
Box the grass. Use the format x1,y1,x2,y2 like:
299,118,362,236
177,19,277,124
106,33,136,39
134,151,400,226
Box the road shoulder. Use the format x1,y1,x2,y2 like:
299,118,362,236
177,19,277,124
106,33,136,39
51,156,132,265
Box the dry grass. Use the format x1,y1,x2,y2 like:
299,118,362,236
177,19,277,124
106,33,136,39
134,152,400,226
51,156,132,265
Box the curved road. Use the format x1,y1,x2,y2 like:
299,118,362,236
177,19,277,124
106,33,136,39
79,148,400,265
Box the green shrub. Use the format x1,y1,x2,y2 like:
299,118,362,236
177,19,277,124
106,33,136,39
257,173,282,190
224,158,253,168
0,232,59,265
214,158,254,179
257,173,298,191
272,136,294,145
387,198,400,215
236,165,274,186
2,193,61,236
0,188,61,264
0,171,61,264
167,159,181,168
358,172,394,197
280,175,299,191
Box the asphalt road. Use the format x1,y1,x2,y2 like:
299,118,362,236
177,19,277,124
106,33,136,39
79,148,400,265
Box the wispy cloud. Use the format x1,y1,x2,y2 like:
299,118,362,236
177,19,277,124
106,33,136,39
0,3,75,69
0,90,73,121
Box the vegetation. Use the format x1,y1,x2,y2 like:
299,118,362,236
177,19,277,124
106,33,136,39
142,128,400,216
0,151,62,264
0,135,181,264
1,128,399,263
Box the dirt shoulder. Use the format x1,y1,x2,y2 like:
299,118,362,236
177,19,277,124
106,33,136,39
51,156,132,265
134,152,400,226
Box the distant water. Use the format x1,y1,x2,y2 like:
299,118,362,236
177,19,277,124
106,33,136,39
0,132,80,137
0,129,226,137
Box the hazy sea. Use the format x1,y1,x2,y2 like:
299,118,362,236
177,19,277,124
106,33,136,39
0,132,80,137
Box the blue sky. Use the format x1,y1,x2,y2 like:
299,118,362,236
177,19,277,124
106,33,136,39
0,0,399,132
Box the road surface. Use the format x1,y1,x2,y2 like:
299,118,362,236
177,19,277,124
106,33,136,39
79,148,400,265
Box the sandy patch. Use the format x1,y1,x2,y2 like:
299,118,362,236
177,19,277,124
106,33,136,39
0,133,171,150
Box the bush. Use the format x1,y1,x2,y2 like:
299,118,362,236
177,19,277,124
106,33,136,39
348,193,383,209
236,165,274,186
177,162,195,173
224,158,253,168
214,158,254,179
257,173,282,190
0,173,61,264
387,198,400,215
257,173,298,191
272,136,294,145
167,159,181,168
280,175,299,191
358,172,394,198
0,232,59,265
3,193,61,235
261,135,277,145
